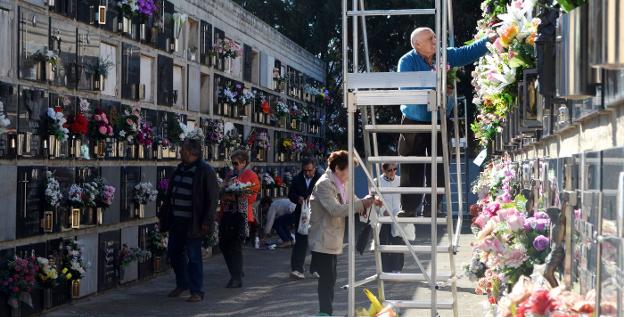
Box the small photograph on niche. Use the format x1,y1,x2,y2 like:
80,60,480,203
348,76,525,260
16,166,45,239
49,18,78,88
77,29,101,91
17,87,48,158
0,81,17,159
18,8,50,82
45,166,74,233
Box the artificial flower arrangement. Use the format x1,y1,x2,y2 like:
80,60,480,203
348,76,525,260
92,177,116,208
118,244,152,268
89,109,114,140
224,181,254,195
166,114,184,146
147,224,168,257
205,119,224,145
260,99,271,115
291,135,306,154
68,184,87,208
45,171,63,209
118,0,158,18
215,38,240,59
156,178,169,202
262,173,275,188
47,106,70,142
0,255,39,309
220,82,256,109
60,238,88,282
245,128,270,151
222,129,243,151
289,103,302,119
0,101,11,134
179,123,205,142
136,120,155,146
470,0,541,146
134,181,158,205
274,175,285,188
274,100,289,119
115,106,141,143
36,257,59,289
68,111,88,136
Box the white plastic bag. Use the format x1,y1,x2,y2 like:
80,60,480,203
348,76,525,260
297,199,311,235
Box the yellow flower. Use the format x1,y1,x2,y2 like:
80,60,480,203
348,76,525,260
66,273,72,280
526,32,536,46
499,24,519,47
62,268,68,274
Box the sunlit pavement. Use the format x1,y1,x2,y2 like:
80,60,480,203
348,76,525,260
44,224,484,317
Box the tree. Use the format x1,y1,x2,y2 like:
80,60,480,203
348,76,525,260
234,0,482,154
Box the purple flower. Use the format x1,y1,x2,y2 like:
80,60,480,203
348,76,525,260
533,235,550,251
534,211,549,220
158,179,169,192
535,218,550,231
523,217,536,232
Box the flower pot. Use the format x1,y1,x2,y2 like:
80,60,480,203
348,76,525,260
72,138,82,159
93,73,101,90
71,280,80,299
211,144,219,161
135,204,145,218
93,139,106,159
210,55,217,67
153,256,162,273
232,105,239,118
47,62,55,82
43,288,53,309
139,23,147,41
71,208,81,229
222,103,229,116
122,16,131,34
42,210,54,233
48,135,58,159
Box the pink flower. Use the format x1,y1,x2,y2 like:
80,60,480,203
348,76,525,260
493,38,504,52
94,114,101,121
479,237,505,254
103,117,109,124
507,213,526,232
98,126,108,135
474,214,490,228
512,0,523,9
126,118,134,126
503,248,527,268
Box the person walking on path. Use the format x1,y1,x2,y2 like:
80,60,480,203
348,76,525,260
158,138,219,303
398,27,496,217
218,150,260,288
289,157,322,279
261,197,297,247
374,163,414,273
308,150,382,316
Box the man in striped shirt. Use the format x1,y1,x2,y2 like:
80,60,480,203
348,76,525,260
160,138,219,303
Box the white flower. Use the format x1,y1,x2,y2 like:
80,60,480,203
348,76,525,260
79,98,90,113
47,107,56,119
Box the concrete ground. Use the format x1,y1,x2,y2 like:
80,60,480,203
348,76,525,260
44,223,485,317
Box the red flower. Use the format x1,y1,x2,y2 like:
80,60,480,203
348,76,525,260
70,113,89,135
54,106,62,113
528,290,552,315
11,287,19,293
261,100,270,114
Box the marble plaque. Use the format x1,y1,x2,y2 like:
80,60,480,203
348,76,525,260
120,166,141,221
97,230,120,291
199,20,212,66
77,28,100,91
52,0,77,18
18,7,49,82
187,65,200,112
0,166,16,241
121,43,141,100
76,0,98,25
156,0,174,52
18,87,47,158
47,167,75,232
77,233,98,297
157,54,173,106
0,82,17,159
120,226,138,284
138,223,156,279
0,9,12,78
100,166,121,225
49,17,77,87
16,166,45,239
140,55,154,102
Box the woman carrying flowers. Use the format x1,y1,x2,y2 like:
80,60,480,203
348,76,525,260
218,149,260,289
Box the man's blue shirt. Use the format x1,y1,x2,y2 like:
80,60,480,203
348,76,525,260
398,37,489,122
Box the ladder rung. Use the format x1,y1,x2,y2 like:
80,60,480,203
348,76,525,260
368,156,443,164
353,89,434,106
347,72,436,89
364,124,438,133
377,245,451,253
379,272,452,282
377,187,445,194
346,9,436,17
384,299,454,310
378,216,447,224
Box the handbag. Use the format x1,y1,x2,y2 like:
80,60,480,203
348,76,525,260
356,212,373,255
297,199,311,235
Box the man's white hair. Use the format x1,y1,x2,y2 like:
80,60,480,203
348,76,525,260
410,27,434,49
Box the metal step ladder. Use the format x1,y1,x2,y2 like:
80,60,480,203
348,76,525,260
342,0,463,316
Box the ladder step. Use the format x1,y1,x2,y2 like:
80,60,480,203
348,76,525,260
379,272,452,282
384,299,455,310
364,124,438,133
347,9,436,17
347,71,436,89
377,187,445,194
377,245,451,253
368,156,443,164
377,216,447,224
352,89,434,106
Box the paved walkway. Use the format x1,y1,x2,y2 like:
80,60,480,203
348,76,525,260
45,224,485,317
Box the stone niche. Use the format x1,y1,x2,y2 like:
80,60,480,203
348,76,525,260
47,166,75,233
157,54,173,106
0,166,17,241
0,8,12,78
77,233,98,297
15,242,46,317
97,229,120,292
120,226,138,284
0,81,17,159
138,223,156,279
49,17,78,88
100,166,121,225
120,166,141,222
46,238,71,308
77,28,100,91
15,166,45,239
18,7,49,82
121,43,141,100
17,87,47,159
76,0,100,26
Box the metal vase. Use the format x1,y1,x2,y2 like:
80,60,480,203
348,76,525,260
47,62,55,82
139,23,147,41
154,256,162,273
71,280,81,299
44,288,53,309
122,16,131,34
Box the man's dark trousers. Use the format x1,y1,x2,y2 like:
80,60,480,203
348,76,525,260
168,218,204,295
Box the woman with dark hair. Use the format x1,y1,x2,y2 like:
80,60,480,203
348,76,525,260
308,150,382,316
218,149,260,288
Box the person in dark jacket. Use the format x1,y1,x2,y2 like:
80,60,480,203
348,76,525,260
158,138,219,303
289,157,322,279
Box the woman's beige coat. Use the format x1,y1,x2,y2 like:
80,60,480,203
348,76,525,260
308,169,365,255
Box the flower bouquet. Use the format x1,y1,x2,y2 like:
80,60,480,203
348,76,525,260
134,181,157,205
46,106,69,142
45,171,63,209
115,106,141,143
274,100,289,119
0,255,39,309
68,184,86,208
0,101,11,134
92,177,115,208
60,239,88,282
136,120,155,146
224,181,254,196
205,119,224,145
81,181,99,208
148,224,168,257
89,109,114,140
36,257,59,289
215,38,239,59
166,114,184,146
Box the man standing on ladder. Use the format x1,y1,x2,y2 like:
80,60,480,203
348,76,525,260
398,27,496,217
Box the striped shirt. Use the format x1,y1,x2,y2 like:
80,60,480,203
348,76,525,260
171,164,197,218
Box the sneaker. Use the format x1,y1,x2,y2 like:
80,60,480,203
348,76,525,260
290,270,305,280
311,271,320,279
